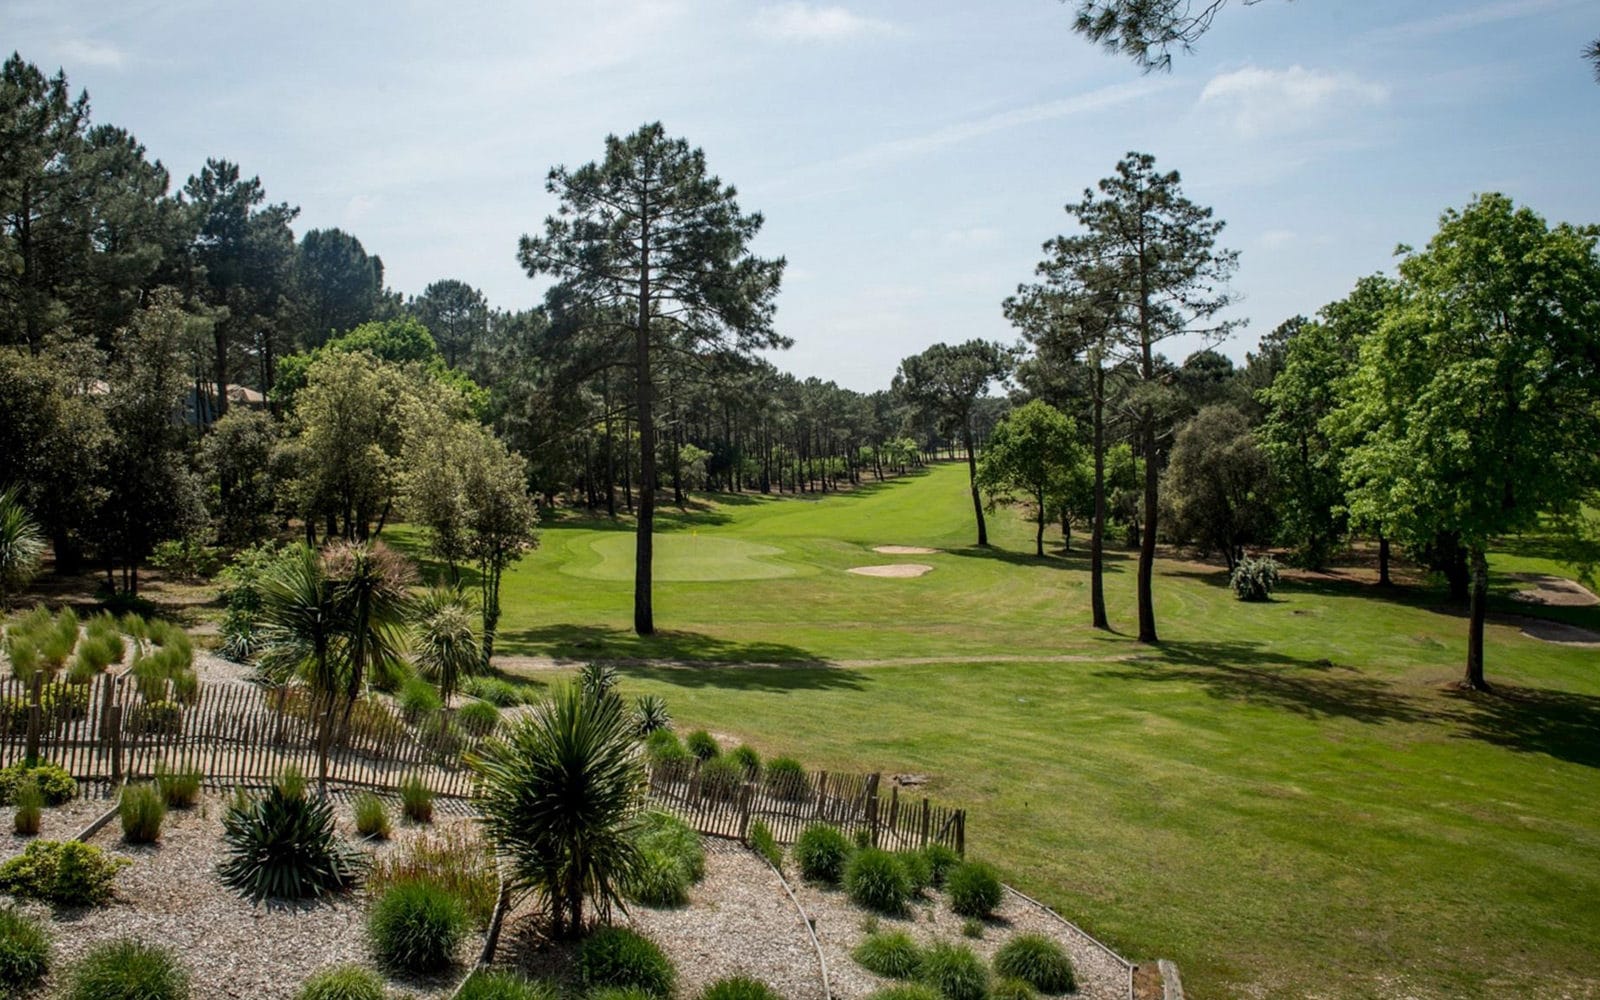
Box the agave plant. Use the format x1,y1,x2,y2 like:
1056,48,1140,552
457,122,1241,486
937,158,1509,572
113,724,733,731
218,784,366,903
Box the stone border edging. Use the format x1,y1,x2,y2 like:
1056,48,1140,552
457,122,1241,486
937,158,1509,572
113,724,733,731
753,846,833,1000
1002,884,1136,1000
1157,959,1185,1000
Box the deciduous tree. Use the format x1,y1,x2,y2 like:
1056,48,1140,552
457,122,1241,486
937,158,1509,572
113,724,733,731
977,400,1087,557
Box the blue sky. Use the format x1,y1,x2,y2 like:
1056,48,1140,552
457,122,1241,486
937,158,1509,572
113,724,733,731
7,0,1597,391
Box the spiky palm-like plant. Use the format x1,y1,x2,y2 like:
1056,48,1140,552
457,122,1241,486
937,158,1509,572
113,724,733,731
323,540,414,697
218,784,365,903
0,488,44,609
412,586,480,705
469,683,644,938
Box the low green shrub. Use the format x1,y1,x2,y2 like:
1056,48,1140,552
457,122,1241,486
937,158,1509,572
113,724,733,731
947,861,1003,918
845,847,912,914
37,629,73,674
456,968,559,1000
624,811,704,907
12,777,42,835
1230,554,1281,602
399,774,434,823
4,636,42,682
921,844,961,888
990,978,1037,1000
853,930,924,979
149,537,223,580
626,847,692,907
277,764,309,801
632,694,671,735
961,918,984,939
218,784,364,902
456,698,500,737
63,938,189,1000
698,976,782,1000
0,906,50,991
685,729,720,761
399,676,441,721
794,823,853,884
764,756,809,800
865,986,942,1000
992,934,1075,994
898,849,933,893
353,793,392,839
119,782,166,844
645,728,691,766
577,926,676,998
296,964,386,1000
462,675,528,707
749,818,783,870
918,941,989,1000
0,840,127,905
0,760,75,806
73,634,117,674
154,760,202,808
698,753,745,801
368,879,467,973
729,744,762,776
588,989,657,1000
634,810,704,880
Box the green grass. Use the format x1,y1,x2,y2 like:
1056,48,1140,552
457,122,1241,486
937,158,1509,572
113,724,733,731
389,463,1600,999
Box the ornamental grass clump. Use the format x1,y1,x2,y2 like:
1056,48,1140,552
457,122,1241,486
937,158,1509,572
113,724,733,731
645,728,691,766
63,938,188,1000
853,930,924,979
992,934,1076,994
990,978,1037,1000
154,760,202,808
729,744,762,777
947,861,1003,918
218,784,365,902
698,753,745,802
684,729,720,761
921,844,961,888
749,818,783,870
296,964,386,1000
866,987,942,1000
11,777,42,836
794,823,853,885
399,675,442,721
119,782,166,844
456,969,560,1000
624,811,704,908
399,774,434,823
698,976,782,1000
763,756,809,800
353,793,392,839
918,942,989,1000
368,879,467,973
845,847,912,914
463,675,529,707
576,926,676,998
0,906,50,991
898,849,933,894
457,698,501,737
367,825,499,928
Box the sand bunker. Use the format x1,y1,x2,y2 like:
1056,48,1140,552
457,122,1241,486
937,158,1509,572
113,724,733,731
848,563,934,578
1510,573,1599,608
872,545,940,555
1519,619,1600,647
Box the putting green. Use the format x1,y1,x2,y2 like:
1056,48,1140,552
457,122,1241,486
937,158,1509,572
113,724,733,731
560,532,803,582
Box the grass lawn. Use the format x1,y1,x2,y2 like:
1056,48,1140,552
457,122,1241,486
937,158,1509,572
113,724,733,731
392,463,1600,999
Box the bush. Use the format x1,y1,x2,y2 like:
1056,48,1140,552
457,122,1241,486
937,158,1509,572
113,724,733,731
368,879,467,973
947,861,1003,918
456,969,559,1000
1230,554,1280,602
457,698,501,737
698,976,782,1000
278,764,309,801
73,634,116,674
845,847,912,914
0,839,127,905
921,844,961,888
12,777,41,835
399,675,442,720
0,760,75,806
149,537,222,580
463,675,529,707
794,823,853,884
749,818,782,870
644,728,690,766
0,906,49,990
624,811,703,907
64,938,189,1000
40,682,91,722
991,978,1037,1000
698,753,745,801
634,810,705,880
632,694,671,735
218,784,365,902
992,935,1076,994
353,793,392,839
577,926,676,998
4,636,42,682
154,760,202,808
129,699,184,736
626,848,692,907
866,986,942,1000
961,918,984,939
399,774,434,823
588,989,658,1000
763,756,809,800
37,628,73,674
368,825,499,929
898,849,933,893
296,964,386,1000
853,930,924,979
729,744,762,777
918,942,989,1000
685,729,720,761
119,782,166,844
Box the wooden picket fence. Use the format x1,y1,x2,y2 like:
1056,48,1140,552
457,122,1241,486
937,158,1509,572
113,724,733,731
646,757,965,853
0,674,486,797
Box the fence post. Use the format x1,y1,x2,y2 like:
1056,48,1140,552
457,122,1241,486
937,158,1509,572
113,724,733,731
737,783,754,843
108,706,123,783
24,673,43,762
919,798,931,848
955,810,965,856
813,772,829,820
886,784,900,848
865,773,880,846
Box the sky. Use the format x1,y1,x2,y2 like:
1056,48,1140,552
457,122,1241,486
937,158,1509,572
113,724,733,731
6,0,1598,392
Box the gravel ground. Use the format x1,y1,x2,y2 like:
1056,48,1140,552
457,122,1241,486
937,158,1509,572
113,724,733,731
793,878,1131,1000
2,793,481,999
0,788,117,855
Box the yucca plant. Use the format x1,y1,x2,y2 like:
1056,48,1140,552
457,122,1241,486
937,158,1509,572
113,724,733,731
632,695,671,735
579,661,619,701
411,585,480,704
0,488,44,610
218,784,366,902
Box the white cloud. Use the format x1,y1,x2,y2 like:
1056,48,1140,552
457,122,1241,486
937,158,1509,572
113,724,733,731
54,38,126,69
753,3,892,42
1373,0,1584,42
1199,65,1389,138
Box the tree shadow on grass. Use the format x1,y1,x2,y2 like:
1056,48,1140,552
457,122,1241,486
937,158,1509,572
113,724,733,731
945,544,1133,573
1444,683,1600,769
1095,638,1434,727
496,623,827,666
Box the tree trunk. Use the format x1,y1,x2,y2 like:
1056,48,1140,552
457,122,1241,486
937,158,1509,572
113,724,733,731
1463,546,1489,691
1035,488,1046,557
965,419,987,547
1377,534,1391,587
633,205,656,636
1137,419,1159,644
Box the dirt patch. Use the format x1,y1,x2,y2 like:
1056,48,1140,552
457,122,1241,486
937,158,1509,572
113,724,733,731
1509,574,1599,608
1518,619,1600,647
871,546,940,555
847,564,933,578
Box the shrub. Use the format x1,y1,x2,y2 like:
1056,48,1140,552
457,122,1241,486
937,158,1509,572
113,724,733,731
399,774,434,823
399,675,442,720
685,729,720,761
576,926,676,998
918,942,989,1000
368,879,467,973
129,699,184,736
625,848,692,907
1230,554,1280,602
764,756,809,800
866,987,942,1000
457,698,501,737
368,825,499,928
632,694,671,735
0,839,127,904
11,777,42,835
5,636,41,682
154,760,202,808
899,849,933,893
634,810,705,880
37,628,73,674
463,675,528,707
947,861,1003,918
853,930,923,979
296,964,386,1000
992,935,1076,995
40,682,90,722
644,728,690,766
456,969,559,1000
698,753,745,801
119,782,166,844
729,744,762,776
64,938,189,1000
853,828,872,850
0,906,49,990
218,784,365,902
0,760,75,805
794,823,852,884
749,818,782,870
961,918,984,939
991,978,1037,1000
353,793,391,839
921,844,961,888
846,847,912,914
149,537,222,580
698,976,782,1000
588,989,658,1000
